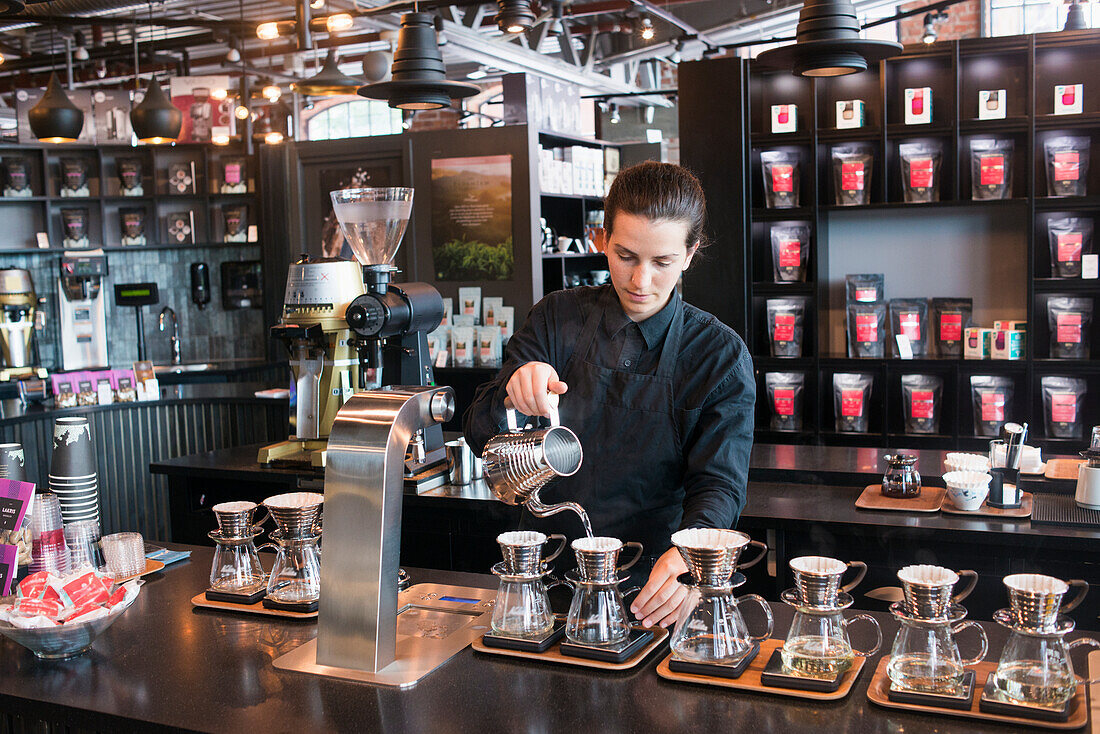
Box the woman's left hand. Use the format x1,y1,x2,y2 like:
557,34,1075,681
630,547,689,628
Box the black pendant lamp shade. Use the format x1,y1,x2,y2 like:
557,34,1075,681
292,50,364,96
1064,1,1088,30
358,12,479,110
756,0,902,77
130,78,182,144
29,73,85,143
0,0,25,15
496,0,536,33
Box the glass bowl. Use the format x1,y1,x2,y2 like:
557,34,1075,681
0,592,138,660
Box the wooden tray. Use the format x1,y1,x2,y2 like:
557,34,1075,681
190,592,318,620
471,625,667,671
1047,459,1085,482
941,492,1033,518
113,559,165,583
655,637,865,701
856,485,946,513
1089,651,1099,734
866,655,1087,730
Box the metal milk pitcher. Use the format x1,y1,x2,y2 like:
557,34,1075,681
483,405,584,519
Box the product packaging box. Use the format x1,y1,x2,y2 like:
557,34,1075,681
905,87,933,125
978,90,1007,120
836,100,865,129
991,329,1025,360
964,327,992,359
770,104,798,134
992,320,1027,331
1054,84,1083,115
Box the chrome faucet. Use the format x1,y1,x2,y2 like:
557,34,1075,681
158,307,181,365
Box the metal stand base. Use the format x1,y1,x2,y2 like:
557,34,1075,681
272,583,495,688
257,439,328,466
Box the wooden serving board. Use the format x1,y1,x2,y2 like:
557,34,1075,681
1047,459,1086,482
471,625,667,671
113,559,165,583
655,637,865,701
941,492,1033,518
1089,651,1099,734
190,592,318,620
856,485,946,513
866,656,1087,730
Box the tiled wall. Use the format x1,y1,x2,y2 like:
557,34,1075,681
0,245,266,370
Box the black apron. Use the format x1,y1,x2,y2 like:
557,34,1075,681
522,293,692,561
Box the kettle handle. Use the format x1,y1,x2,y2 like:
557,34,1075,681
842,613,882,657
1061,579,1089,613
841,561,868,594
504,397,560,430
950,620,989,667
734,593,774,643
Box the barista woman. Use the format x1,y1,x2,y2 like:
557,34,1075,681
464,162,755,629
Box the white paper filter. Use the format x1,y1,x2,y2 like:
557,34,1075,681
671,528,748,550
497,530,546,547
213,501,257,513
790,555,846,575
898,564,958,586
944,452,990,473
263,492,323,509
942,471,993,490
572,536,621,553
1004,573,1068,595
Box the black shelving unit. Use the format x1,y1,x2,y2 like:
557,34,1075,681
0,141,258,252
683,30,1100,452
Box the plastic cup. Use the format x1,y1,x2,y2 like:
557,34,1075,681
100,532,145,579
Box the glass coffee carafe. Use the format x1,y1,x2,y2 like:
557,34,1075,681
886,564,988,695
208,501,268,597
490,530,567,639
882,454,921,498
669,528,773,665
259,493,323,606
565,536,643,648
779,556,881,677
989,574,1099,706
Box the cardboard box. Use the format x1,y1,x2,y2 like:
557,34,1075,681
770,104,797,134
992,320,1026,331
1054,84,1083,115
990,329,1025,360
905,87,933,125
836,100,865,129
964,327,991,359
978,90,1007,120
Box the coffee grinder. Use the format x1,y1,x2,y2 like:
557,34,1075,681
0,268,47,382
58,252,109,371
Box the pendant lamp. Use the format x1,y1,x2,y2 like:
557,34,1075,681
130,78,182,144
756,0,901,77
0,0,24,15
1063,0,1088,30
29,73,85,143
358,12,478,110
292,50,364,96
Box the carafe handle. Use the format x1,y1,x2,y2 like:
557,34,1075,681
842,613,882,657
950,620,989,667
256,542,278,576
735,593,774,643
545,573,574,592
1061,579,1089,613
737,540,768,571
618,542,644,573
952,569,978,604
1065,637,1100,685
542,533,567,565
840,561,868,593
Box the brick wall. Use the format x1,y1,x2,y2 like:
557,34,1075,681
406,107,462,131
899,0,981,43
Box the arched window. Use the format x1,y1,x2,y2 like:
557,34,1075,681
306,99,403,140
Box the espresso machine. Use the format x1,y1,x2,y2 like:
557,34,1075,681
58,253,109,370
259,187,447,486
0,268,47,382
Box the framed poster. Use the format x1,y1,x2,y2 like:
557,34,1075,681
430,155,514,281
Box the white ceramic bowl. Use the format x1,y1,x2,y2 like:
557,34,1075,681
943,471,992,511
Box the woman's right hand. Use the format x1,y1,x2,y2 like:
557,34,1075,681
506,362,568,418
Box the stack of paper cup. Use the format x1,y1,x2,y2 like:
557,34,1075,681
0,442,27,482
48,416,100,524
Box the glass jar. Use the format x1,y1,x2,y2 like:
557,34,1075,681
882,454,921,498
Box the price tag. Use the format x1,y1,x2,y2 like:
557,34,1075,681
247,225,258,242
895,334,914,360
435,350,449,368
36,232,50,249
1083,254,1099,280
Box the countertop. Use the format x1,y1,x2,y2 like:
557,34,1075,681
1,544,1094,734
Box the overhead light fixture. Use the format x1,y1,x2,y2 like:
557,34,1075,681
640,18,655,40
264,131,284,144
466,67,488,80
256,21,280,40
73,31,89,61
0,0,25,14
211,87,228,100
756,0,902,77
262,83,282,101
644,105,655,124
212,133,231,145
358,12,479,110
235,103,250,120
609,104,620,124
130,77,182,144
292,50,364,96
30,73,85,143
495,0,535,34
922,11,947,44
362,50,393,83
226,46,241,62
1064,0,1089,30
310,0,324,7
325,13,354,33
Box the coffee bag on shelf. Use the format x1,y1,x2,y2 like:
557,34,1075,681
901,373,943,435
1047,296,1093,359
899,141,943,203
766,298,806,358
1041,375,1087,439
1047,216,1094,278
770,224,810,282
833,372,873,433
970,139,1013,200
970,375,1014,437
760,150,800,209
765,372,805,432
1044,136,1090,198
932,298,973,357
